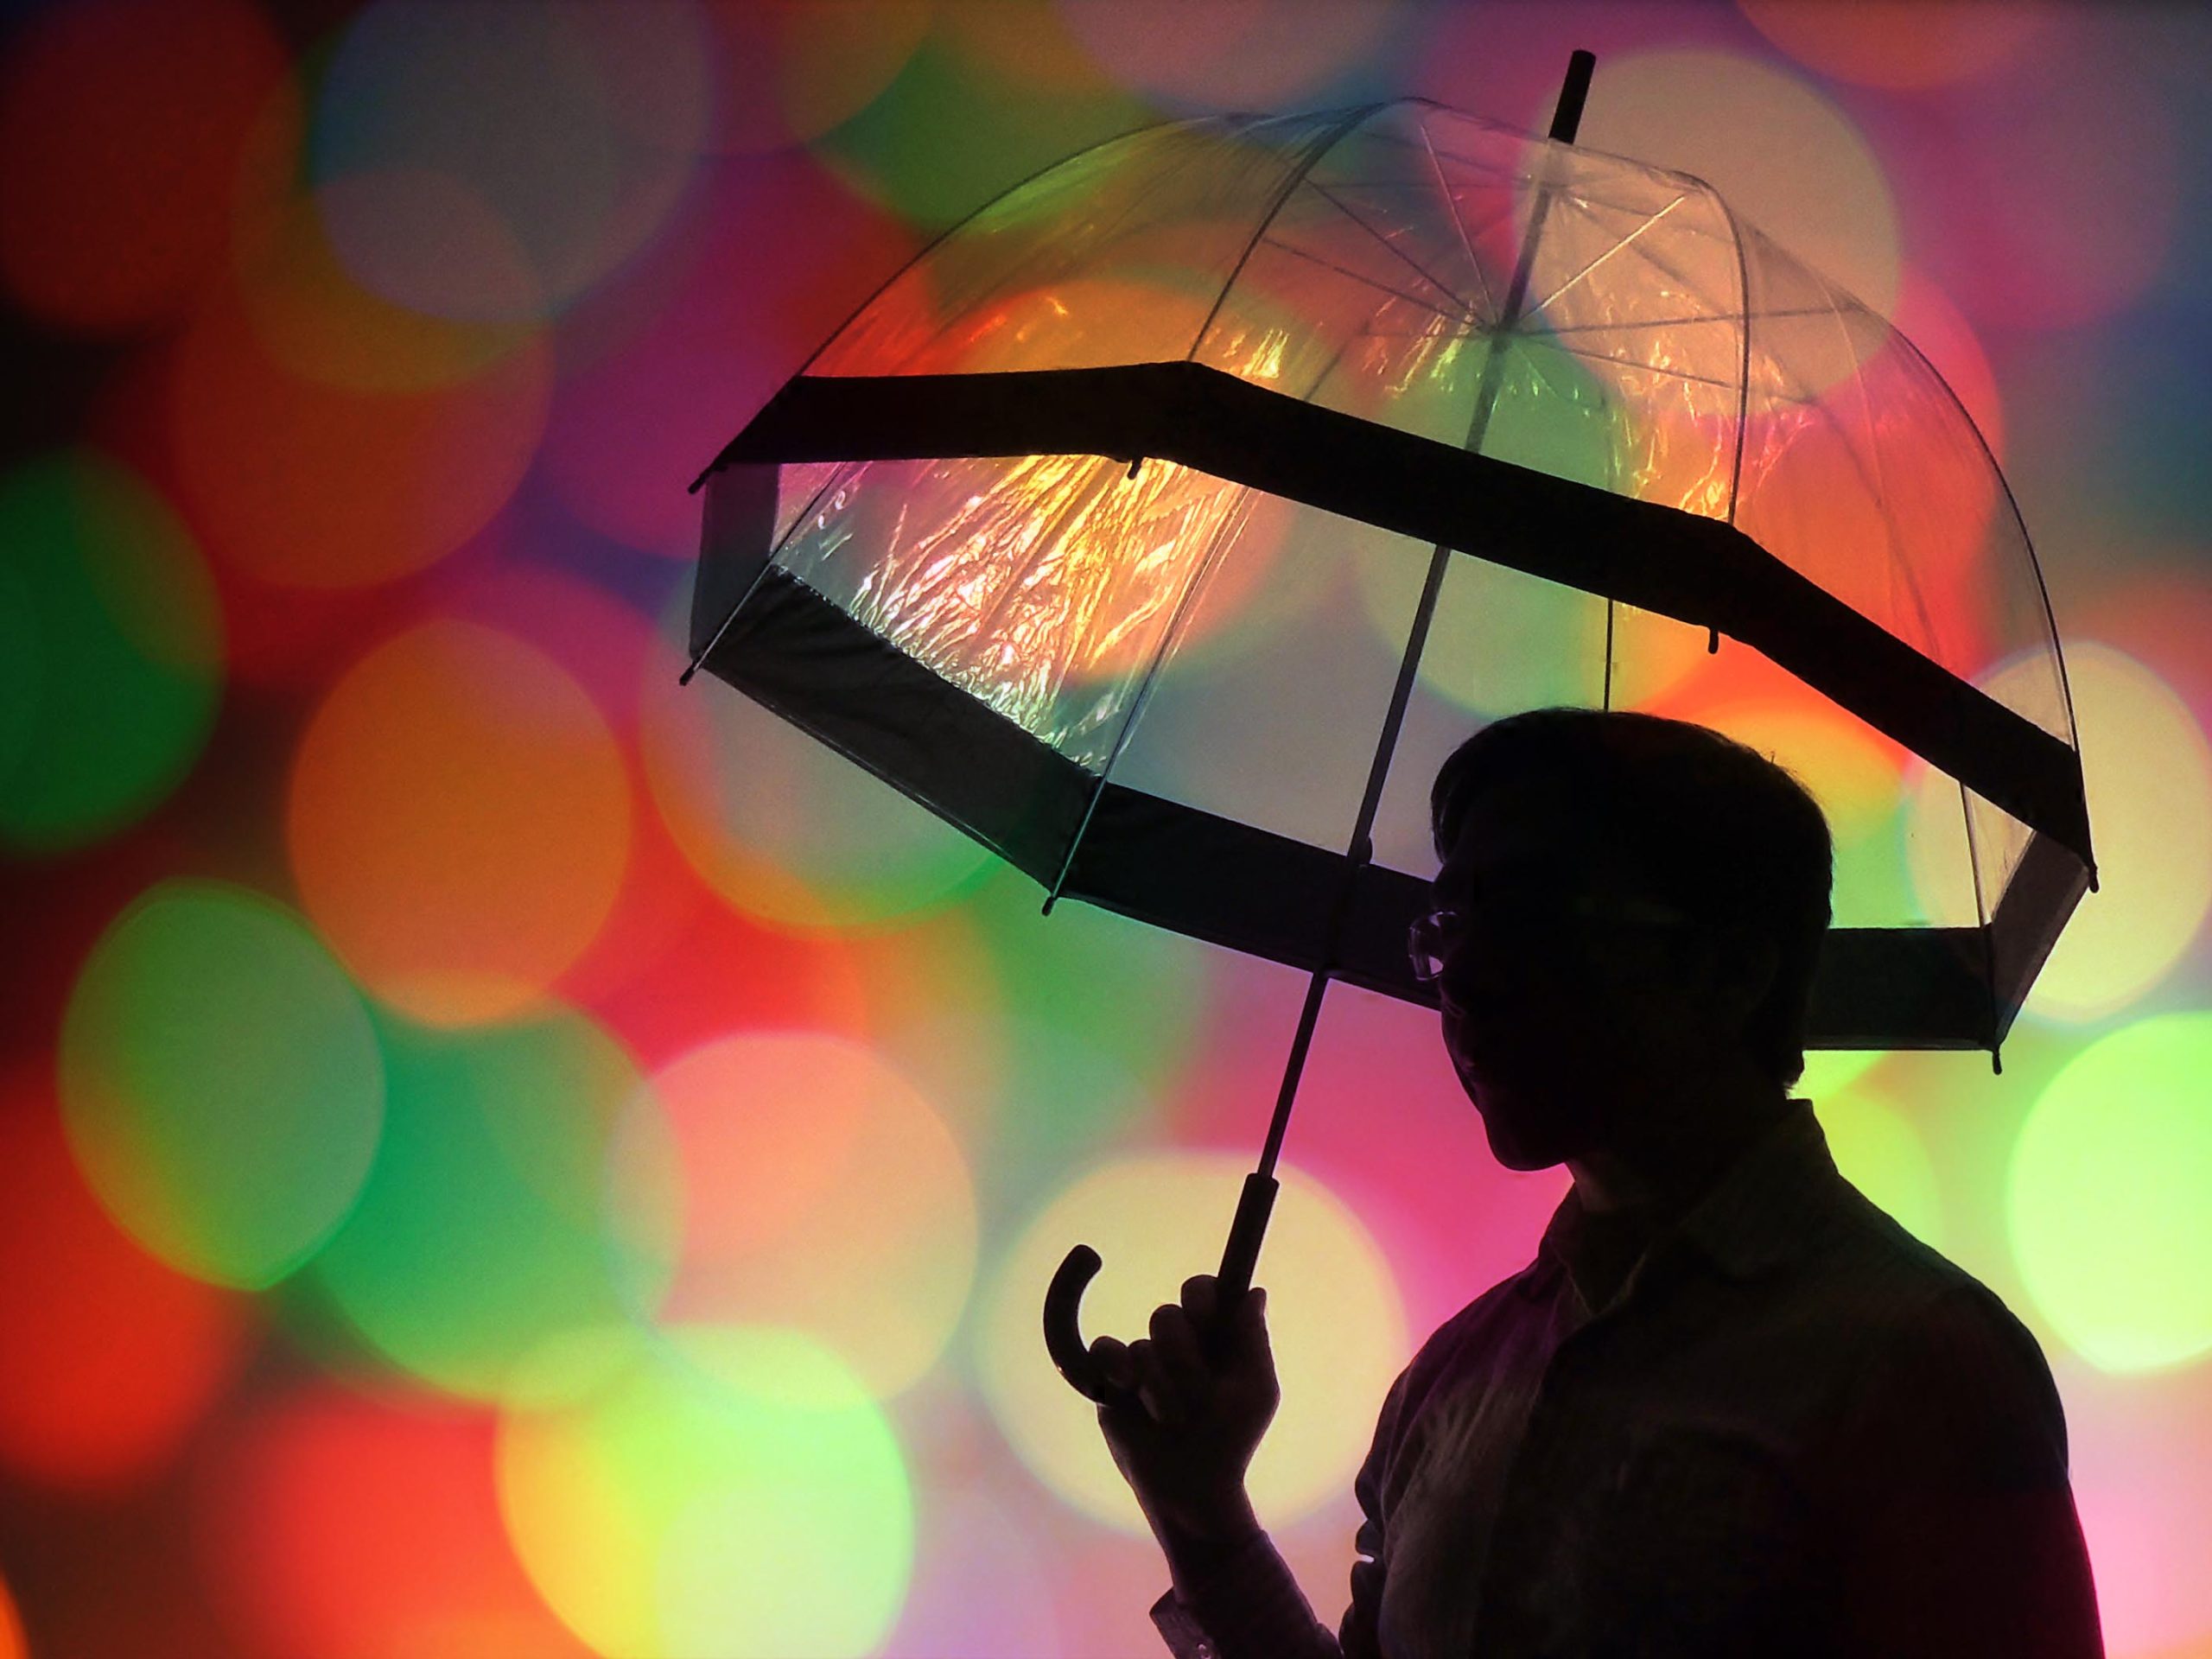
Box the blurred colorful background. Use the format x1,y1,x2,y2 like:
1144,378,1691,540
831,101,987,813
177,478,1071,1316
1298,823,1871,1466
3,2,2209,1655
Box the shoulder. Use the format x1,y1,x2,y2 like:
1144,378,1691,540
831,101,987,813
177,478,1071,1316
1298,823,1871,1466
1808,1185,2069,1468
1359,1268,1548,1450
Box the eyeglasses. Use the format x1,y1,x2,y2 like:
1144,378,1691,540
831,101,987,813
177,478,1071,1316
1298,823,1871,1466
1408,893,1693,982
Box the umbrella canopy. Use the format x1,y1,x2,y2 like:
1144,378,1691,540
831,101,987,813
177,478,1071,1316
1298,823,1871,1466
686,92,2092,1058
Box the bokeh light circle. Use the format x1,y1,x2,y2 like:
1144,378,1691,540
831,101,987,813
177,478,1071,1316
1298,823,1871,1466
236,179,542,394
1056,0,1402,109
2007,1013,2212,1373
60,880,385,1289
808,18,1159,232
0,1071,246,1491
978,1153,1407,1531
1913,644,2212,1024
289,620,632,1027
306,1004,677,1404
498,1325,912,1659
1737,0,2056,90
310,0,702,322
1810,1087,1943,1249
0,0,289,331
885,1481,1065,1658
950,865,1211,1189
1879,38,2179,333
697,1,932,153
1577,48,1901,318
1359,552,1599,720
1889,268,2006,462
2027,645,2212,1020
1795,1047,1883,1102
168,284,550,588
0,450,225,852
537,149,916,558
613,1031,978,1397
1675,697,1910,925
1347,336,1710,719
199,1388,597,1659
1902,640,2212,988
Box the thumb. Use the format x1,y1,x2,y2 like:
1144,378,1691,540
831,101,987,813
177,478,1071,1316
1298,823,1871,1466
1237,1286,1270,1357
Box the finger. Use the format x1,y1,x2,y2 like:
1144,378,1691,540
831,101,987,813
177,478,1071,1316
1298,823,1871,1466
1149,1300,1211,1401
1128,1338,1188,1427
1179,1274,1219,1329
1236,1286,1272,1365
1088,1333,1133,1391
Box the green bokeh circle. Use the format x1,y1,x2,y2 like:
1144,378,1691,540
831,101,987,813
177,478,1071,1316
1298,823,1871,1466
60,880,385,1287
1354,333,1631,717
0,451,224,851
499,1325,912,1659
2007,1013,2212,1373
306,1004,679,1402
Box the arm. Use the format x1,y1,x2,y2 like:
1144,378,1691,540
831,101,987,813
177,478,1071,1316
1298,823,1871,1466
1090,1275,1401,1659
1150,1397,1389,1659
1827,1282,2104,1658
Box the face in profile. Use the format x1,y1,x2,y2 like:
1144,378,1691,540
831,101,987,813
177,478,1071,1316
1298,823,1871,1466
1429,775,1717,1171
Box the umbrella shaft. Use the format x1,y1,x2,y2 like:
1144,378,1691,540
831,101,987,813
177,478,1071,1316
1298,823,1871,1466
1255,48,1600,1200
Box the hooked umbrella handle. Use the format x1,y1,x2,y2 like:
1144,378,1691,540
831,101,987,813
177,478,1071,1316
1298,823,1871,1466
1044,1171,1279,1404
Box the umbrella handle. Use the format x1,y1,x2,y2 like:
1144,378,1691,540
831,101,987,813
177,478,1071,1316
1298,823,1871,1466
1044,1172,1279,1405
1044,1243,1119,1405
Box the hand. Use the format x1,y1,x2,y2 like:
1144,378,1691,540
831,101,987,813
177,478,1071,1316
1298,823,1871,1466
1090,1274,1279,1556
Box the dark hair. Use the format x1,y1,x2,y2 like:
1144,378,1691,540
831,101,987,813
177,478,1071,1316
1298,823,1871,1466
1429,708,1833,1088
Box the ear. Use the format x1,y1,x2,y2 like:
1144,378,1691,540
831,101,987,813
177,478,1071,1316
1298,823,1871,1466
1707,927,1779,1033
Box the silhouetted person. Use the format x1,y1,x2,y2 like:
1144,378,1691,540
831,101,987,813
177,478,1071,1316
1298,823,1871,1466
1091,708,2102,1659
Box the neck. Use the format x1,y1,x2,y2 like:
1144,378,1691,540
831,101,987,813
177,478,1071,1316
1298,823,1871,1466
1567,1060,1792,1217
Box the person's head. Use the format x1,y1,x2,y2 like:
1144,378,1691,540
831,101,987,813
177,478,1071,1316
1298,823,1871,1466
1421,708,1832,1170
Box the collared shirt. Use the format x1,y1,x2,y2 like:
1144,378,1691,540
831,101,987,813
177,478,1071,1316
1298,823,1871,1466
1150,1100,2103,1659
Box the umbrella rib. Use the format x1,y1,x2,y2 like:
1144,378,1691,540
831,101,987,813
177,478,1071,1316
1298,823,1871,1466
1414,114,1497,324
1296,179,1477,315
1188,105,1384,363
1537,339,1777,396
1255,233,1467,326
1539,303,1840,336
1520,192,1690,324
1831,295,1950,666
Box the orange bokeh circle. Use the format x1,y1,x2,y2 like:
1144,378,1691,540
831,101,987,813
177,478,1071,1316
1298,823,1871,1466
288,620,631,1027
167,281,549,589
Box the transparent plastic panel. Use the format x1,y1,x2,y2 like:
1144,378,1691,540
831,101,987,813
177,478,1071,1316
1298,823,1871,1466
1109,498,1422,858
747,94,2075,945
770,452,1254,769
811,111,1355,378
1730,226,2075,925
1734,227,2069,738
1192,104,1745,524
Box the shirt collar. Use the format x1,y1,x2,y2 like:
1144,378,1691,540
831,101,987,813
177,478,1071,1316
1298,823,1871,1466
1532,1097,1840,1288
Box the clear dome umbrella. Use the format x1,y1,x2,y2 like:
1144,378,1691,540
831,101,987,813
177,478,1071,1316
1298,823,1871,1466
681,53,2093,1405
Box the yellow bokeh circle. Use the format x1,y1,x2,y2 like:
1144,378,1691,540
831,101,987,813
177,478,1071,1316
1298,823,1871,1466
2024,645,2212,1021
1577,48,1901,320
498,1324,912,1659
977,1152,1407,1533
1810,1086,1943,1249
